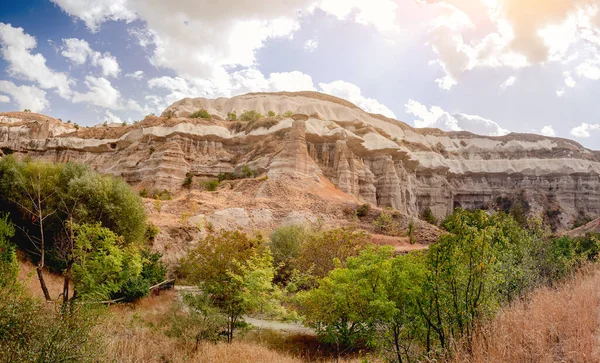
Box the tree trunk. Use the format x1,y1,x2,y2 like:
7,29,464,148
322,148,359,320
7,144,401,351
37,200,51,301
36,266,52,301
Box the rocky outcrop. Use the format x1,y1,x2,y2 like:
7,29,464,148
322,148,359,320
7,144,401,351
2,91,600,230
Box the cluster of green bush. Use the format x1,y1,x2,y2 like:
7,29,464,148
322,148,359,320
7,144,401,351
295,209,600,361
189,109,211,119
139,188,172,200
0,157,166,304
217,165,258,182
175,226,369,343
174,208,600,360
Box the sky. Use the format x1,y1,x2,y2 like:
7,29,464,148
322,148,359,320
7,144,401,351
2,1,600,148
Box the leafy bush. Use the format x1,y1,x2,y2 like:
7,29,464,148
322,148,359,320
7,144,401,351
420,207,437,225
200,179,219,191
145,223,160,241
182,172,193,189
189,109,211,119
0,290,101,362
0,213,17,288
356,204,371,218
269,225,308,282
179,230,280,342
239,110,263,121
294,227,371,278
241,165,256,178
267,110,276,117
227,111,237,121
283,111,294,117
374,211,399,236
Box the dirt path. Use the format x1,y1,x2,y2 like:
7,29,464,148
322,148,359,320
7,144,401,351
174,286,315,335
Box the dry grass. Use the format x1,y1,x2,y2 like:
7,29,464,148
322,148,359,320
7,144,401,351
17,255,68,301
100,291,372,362
455,267,600,363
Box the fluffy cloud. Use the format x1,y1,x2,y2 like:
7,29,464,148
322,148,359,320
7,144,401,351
72,76,141,111
49,0,136,32
424,0,600,89
0,23,73,98
0,80,49,112
571,122,600,138
541,125,556,137
304,38,318,52
405,100,509,136
51,0,399,81
126,70,144,80
319,80,396,118
103,110,123,124
0,95,9,103
61,38,120,77
500,76,517,90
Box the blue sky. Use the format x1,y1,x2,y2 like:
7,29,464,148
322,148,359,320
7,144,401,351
2,0,600,148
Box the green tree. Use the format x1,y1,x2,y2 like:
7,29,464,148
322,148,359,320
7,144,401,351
295,247,396,355
294,227,371,278
0,213,17,288
71,223,142,301
269,225,307,282
180,230,280,342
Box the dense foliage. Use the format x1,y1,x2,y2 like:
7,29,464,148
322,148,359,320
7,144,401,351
295,209,600,361
0,157,165,303
180,230,280,342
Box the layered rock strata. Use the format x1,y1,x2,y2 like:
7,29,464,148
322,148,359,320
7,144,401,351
2,91,600,229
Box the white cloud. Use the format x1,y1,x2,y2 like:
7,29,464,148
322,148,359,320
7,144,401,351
103,110,123,124
0,80,49,112
564,71,576,88
49,0,136,32
500,76,516,90
61,38,120,77
0,95,9,103
571,122,600,138
126,70,144,80
51,0,400,84
0,23,73,98
72,76,141,111
319,80,396,118
304,38,318,52
315,0,399,33
405,100,509,136
541,125,556,137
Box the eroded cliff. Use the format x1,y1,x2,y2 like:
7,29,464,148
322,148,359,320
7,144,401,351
2,91,599,231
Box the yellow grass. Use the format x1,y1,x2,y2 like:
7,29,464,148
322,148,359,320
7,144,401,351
455,267,600,363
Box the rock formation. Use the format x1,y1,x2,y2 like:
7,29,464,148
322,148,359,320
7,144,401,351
2,91,600,230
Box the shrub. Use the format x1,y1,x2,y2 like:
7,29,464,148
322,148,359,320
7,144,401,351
240,110,263,121
227,111,237,121
241,165,256,178
269,225,308,282
182,172,193,189
23,109,31,112
294,227,371,278
356,204,371,218
139,188,150,198
267,110,276,117
374,211,399,236
201,179,219,191
189,109,211,119
145,223,160,241
420,207,437,225
283,111,294,117
0,213,17,288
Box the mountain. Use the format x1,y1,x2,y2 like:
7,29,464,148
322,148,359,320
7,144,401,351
2,91,599,242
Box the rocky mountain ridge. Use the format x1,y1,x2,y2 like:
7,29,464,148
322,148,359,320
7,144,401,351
2,91,599,231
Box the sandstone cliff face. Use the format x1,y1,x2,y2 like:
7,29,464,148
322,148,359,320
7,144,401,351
2,92,600,230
